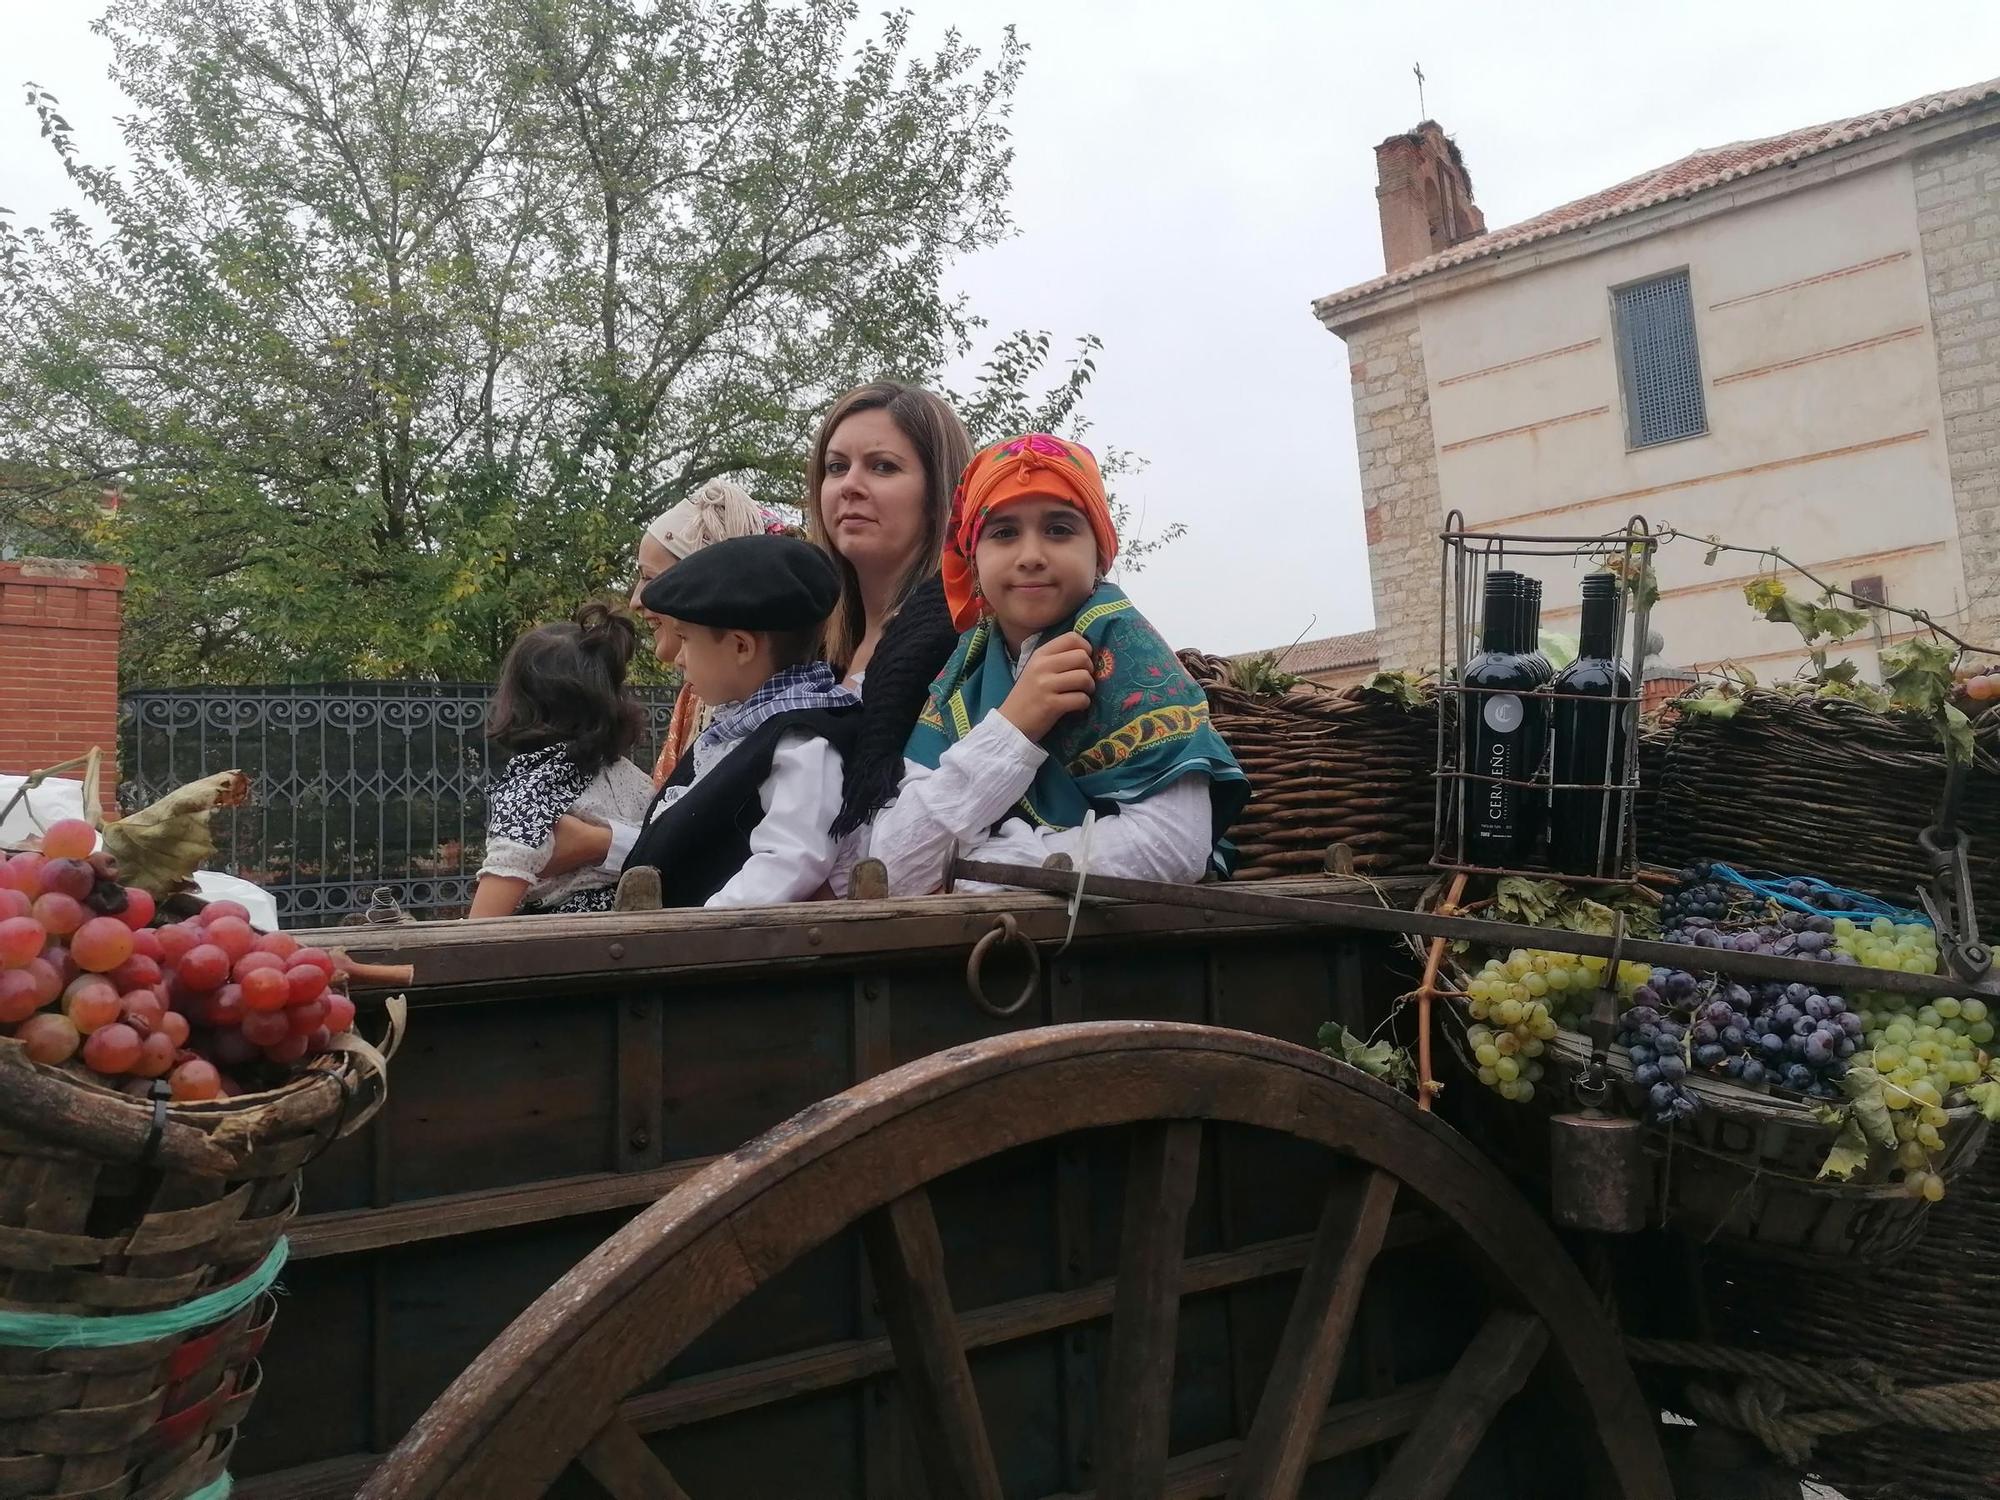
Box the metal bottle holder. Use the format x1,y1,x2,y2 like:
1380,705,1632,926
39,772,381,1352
1433,512,1656,886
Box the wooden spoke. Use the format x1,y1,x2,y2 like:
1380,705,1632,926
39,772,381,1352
1225,1168,1400,1500
1364,1309,1550,1500
1095,1119,1204,1500
859,1190,1005,1500
578,1417,690,1500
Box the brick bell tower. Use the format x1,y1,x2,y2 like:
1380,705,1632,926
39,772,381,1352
1373,121,1486,273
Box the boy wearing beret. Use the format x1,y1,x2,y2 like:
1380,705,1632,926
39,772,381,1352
611,534,862,908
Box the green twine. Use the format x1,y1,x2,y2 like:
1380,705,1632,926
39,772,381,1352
0,1237,288,1350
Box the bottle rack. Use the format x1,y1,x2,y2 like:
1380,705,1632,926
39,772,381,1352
1431,512,1656,885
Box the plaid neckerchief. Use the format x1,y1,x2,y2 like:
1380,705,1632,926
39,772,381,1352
693,661,857,764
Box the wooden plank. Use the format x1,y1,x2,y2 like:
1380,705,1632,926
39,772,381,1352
617,993,665,1172
1226,1170,1399,1500
1052,957,1096,1492
1045,1379,1441,1500
287,1158,719,1260
1096,1120,1203,1500
578,1416,691,1500
852,973,909,1500
306,880,1428,992
859,1191,1004,1500
1364,1310,1550,1500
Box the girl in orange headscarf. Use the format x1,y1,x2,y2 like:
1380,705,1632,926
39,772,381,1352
864,434,1248,896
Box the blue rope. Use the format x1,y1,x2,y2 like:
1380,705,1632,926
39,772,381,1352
186,1476,233,1500
0,1237,287,1350
1709,863,1931,926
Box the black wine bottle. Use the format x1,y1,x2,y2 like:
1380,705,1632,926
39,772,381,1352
1460,571,1542,866
1517,575,1553,853
1551,573,1631,876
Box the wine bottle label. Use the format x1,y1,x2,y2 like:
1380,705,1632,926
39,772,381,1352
1483,693,1524,733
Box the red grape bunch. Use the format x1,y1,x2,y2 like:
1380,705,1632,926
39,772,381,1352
0,818,358,1100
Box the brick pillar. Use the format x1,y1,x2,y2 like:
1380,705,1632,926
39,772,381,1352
0,559,126,813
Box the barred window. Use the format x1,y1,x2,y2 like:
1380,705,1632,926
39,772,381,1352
1613,270,1707,448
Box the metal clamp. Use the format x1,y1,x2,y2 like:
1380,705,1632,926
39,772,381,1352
1576,912,1628,1107
966,914,1042,1018
1918,762,1991,983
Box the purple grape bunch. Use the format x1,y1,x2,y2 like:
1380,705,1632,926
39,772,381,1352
1616,965,1859,1126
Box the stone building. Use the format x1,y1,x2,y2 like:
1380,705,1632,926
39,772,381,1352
1313,78,2000,681
1233,628,1381,691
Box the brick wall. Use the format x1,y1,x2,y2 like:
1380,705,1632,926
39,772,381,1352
1916,134,2000,645
0,559,126,811
1344,310,1444,672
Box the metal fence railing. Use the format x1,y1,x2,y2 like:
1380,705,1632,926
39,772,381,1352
119,682,677,926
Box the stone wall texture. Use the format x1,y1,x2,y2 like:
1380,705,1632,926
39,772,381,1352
1343,309,1443,672
1916,132,2000,645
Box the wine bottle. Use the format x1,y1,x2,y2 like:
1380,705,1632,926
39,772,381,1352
1551,573,1631,876
1460,571,1542,866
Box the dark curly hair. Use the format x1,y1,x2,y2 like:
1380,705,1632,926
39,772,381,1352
486,603,646,775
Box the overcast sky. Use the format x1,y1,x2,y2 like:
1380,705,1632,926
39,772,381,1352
7,1,2000,655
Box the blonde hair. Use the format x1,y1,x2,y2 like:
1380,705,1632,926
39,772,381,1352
804,382,972,672
644,479,766,559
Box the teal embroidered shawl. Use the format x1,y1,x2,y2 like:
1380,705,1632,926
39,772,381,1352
905,583,1251,874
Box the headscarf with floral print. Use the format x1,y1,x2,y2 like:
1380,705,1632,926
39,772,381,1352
943,433,1120,632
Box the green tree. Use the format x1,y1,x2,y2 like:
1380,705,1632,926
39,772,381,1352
2,0,1143,682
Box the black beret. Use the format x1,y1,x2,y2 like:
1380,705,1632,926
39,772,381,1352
640,534,841,632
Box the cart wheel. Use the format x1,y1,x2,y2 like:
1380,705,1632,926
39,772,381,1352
361,1022,1671,1500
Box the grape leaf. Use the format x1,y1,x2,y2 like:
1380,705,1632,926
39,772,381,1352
1839,1067,1899,1149
1816,1114,1872,1181
1882,639,1958,715
1818,659,1860,687
1684,689,1741,720
1812,603,1870,642
101,770,251,899
1494,877,1563,928
1702,537,1721,567
1362,671,1432,710
1942,703,1975,767
1966,1079,2000,1123
1317,1022,1416,1089
1744,577,1789,616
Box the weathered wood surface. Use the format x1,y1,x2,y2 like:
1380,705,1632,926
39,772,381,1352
353,1024,1669,1500
242,885,1663,1498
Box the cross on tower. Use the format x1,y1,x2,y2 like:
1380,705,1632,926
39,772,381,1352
1413,61,1427,119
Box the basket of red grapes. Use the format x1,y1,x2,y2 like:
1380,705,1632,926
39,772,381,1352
0,815,402,1498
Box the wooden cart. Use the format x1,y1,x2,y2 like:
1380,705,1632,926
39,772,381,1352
239,881,1679,1500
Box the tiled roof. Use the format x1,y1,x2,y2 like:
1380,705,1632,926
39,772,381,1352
1316,75,2000,314
1237,629,1380,676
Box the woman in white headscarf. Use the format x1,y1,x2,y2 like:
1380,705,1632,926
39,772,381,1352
631,480,780,785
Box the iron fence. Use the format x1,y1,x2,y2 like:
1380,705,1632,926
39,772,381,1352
119,683,678,926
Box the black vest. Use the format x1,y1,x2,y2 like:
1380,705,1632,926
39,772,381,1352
623,706,864,908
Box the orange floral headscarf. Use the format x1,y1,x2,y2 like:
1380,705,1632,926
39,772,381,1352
943,433,1120,631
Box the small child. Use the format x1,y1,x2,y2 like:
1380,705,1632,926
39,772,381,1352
472,605,656,916
868,433,1249,895
617,535,862,907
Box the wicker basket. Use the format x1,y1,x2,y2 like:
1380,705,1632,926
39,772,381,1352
1433,952,1986,1261
1708,1141,2000,1498
1180,652,1437,881
0,1004,398,1498
1640,692,2000,914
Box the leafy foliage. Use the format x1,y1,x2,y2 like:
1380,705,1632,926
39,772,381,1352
1226,651,1299,697
1,0,1158,682
1491,876,1660,940
1317,1021,1416,1091
1361,670,1432,710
